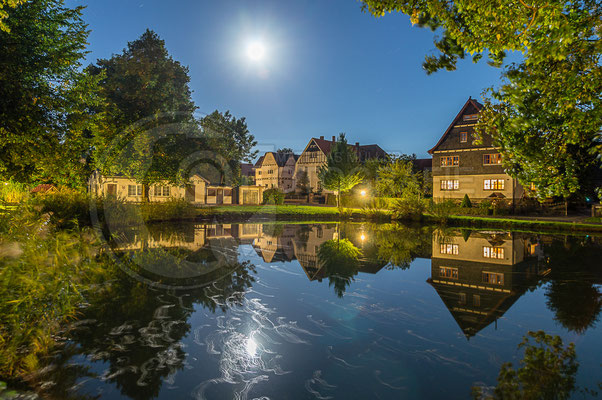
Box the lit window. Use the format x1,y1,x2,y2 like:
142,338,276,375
483,271,504,285
460,132,468,143
439,266,458,279
483,246,505,259
484,179,505,190
483,154,502,165
440,180,459,191
463,114,478,121
440,156,459,167
440,244,459,255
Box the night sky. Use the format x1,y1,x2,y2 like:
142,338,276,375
67,0,510,159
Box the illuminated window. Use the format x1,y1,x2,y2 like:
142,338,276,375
484,179,505,190
483,246,505,259
440,244,459,255
128,185,142,196
483,153,502,165
463,114,478,121
440,180,459,191
483,271,504,285
440,156,459,167
460,131,468,143
439,266,458,279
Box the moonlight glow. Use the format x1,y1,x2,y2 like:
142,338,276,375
246,41,266,62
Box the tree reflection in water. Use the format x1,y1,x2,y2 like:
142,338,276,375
317,238,363,298
37,249,256,400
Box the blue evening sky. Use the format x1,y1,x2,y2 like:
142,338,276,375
67,0,506,159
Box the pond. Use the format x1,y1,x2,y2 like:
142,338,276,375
33,222,602,399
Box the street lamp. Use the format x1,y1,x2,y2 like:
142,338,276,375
360,190,366,196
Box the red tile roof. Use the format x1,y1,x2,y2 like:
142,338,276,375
31,184,56,193
310,138,387,161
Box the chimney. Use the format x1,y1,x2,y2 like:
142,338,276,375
355,142,359,148
332,135,336,143
319,135,324,140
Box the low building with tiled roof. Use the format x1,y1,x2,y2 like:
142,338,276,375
295,136,387,194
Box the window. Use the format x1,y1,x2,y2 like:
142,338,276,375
440,244,459,255
439,266,458,279
223,189,232,196
459,293,466,305
483,153,502,165
483,246,505,259
460,131,468,143
207,188,216,196
128,185,141,196
483,271,504,285
473,295,481,306
463,114,478,121
440,180,459,191
440,156,459,167
484,179,505,190
258,171,262,175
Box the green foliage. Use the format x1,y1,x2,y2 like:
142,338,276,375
295,170,311,195
391,197,427,221
0,0,100,187
0,0,27,32
372,224,431,268
0,181,29,203
376,158,421,198
0,207,114,380
473,331,578,400
262,188,285,205
318,133,364,209
317,238,362,297
139,198,197,221
461,194,472,208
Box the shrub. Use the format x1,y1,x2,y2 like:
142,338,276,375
31,188,91,228
391,197,426,221
140,198,197,221
0,180,29,203
461,194,472,208
429,199,457,223
263,188,284,205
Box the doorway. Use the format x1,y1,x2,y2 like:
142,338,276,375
107,184,117,196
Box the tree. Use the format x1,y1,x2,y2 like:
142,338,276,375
376,158,421,199
317,238,362,298
361,0,602,199
88,29,199,195
295,170,311,196
317,133,364,210
276,147,293,154
0,0,100,187
473,331,578,400
200,110,258,185
0,0,27,32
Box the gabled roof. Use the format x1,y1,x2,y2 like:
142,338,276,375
413,158,432,171
428,97,483,154
255,152,299,168
31,184,57,193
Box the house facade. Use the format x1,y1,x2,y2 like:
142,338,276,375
429,98,524,203
295,136,387,194
88,171,233,204
254,152,298,193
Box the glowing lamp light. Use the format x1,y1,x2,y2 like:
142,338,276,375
360,233,366,241
360,190,367,196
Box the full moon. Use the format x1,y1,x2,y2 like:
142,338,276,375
246,41,266,62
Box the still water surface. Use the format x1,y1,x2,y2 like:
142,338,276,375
41,222,601,399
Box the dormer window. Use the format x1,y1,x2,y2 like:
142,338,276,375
460,131,468,143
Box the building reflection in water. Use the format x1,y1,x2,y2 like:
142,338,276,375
428,229,548,339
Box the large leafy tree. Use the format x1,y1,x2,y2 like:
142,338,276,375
0,0,100,186
199,110,257,185
361,0,602,199
0,0,27,32
88,29,199,192
376,157,421,198
317,133,364,209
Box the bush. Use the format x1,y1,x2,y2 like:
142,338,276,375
263,188,284,205
461,194,472,208
0,180,29,203
392,197,426,221
140,198,197,221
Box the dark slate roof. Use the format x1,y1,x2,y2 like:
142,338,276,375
310,138,387,161
256,152,299,168
428,97,484,154
413,158,432,171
